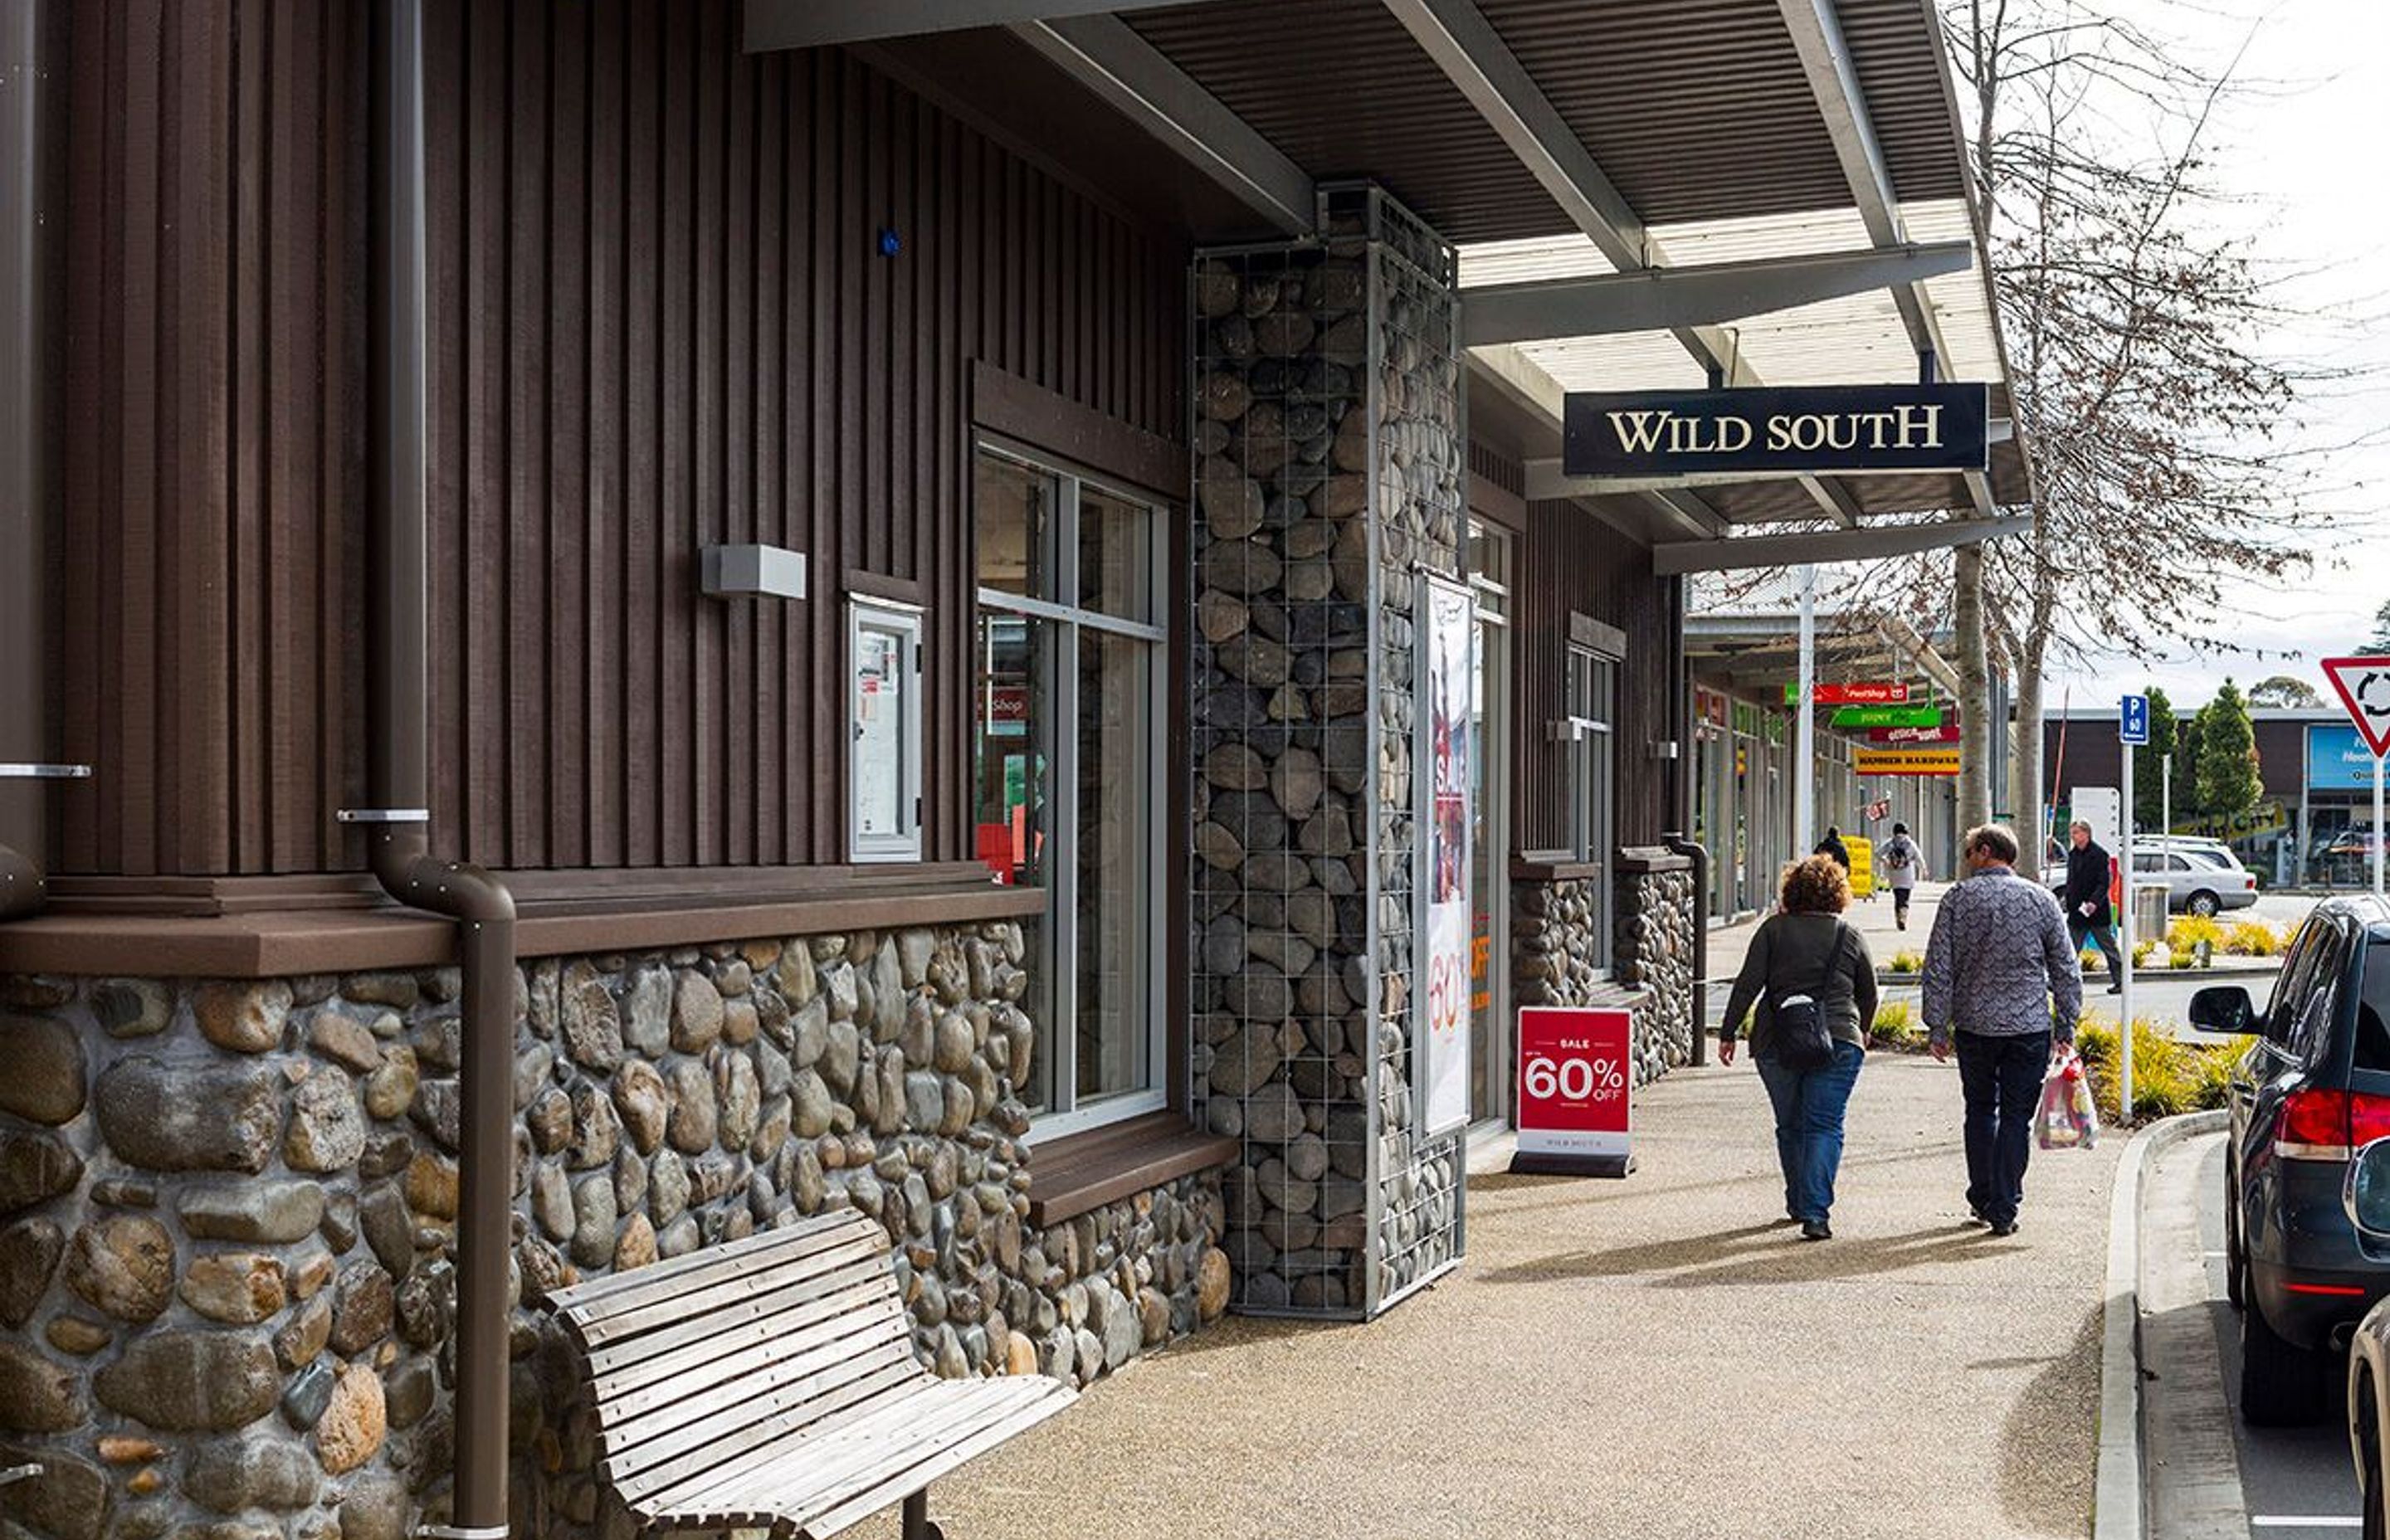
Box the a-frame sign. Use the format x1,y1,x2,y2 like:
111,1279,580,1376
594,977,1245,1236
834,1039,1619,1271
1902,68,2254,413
2323,657,2390,758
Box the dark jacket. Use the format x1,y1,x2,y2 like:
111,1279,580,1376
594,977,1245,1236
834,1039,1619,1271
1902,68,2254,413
1720,912,1878,1057
2063,841,2114,928
1814,836,1851,872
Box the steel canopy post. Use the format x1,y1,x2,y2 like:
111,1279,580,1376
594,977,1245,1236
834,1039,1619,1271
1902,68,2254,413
2375,751,2385,899
1795,563,1817,861
2119,738,2134,1120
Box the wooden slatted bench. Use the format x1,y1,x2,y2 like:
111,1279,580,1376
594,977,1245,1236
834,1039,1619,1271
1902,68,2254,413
543,1211,1076,1540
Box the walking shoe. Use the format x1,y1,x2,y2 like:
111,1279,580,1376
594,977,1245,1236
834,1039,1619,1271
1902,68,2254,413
2106,983,2123,995
1988,1219,2020,1237
1800,1219,1832,1241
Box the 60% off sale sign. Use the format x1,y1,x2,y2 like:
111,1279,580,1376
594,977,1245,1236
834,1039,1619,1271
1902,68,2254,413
1510,1006,1636,1176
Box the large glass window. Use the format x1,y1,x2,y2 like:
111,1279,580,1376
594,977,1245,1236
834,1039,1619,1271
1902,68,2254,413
973,444,1167,1133
1566,643,1617,972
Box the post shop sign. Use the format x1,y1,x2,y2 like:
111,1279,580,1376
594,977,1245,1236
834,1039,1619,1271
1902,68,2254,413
1510,1006,1635,1177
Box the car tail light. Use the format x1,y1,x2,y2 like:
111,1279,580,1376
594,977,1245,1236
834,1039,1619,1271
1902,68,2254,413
2276,1090,2390,1160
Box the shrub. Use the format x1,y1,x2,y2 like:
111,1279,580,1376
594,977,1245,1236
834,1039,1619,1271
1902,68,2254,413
2079,948,2106,973
2169,952,2197,970
2075,1014,2251,1124
2132,938,2161,967
2168,915,2227,954
1888,949,1923,975
1871,1000,1922,1049
2223,921,2284,957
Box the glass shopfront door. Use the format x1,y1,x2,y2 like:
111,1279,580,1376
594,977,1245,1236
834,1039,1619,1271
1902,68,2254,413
1466,523,1512,1131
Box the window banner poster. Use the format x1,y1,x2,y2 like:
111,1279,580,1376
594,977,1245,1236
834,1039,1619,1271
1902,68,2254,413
1417,574,1476,1138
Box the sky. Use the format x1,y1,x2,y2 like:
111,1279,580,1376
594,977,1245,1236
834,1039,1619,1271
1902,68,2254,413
2035,0,2390,711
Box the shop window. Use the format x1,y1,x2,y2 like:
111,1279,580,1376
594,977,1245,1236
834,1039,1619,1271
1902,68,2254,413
848,597,924,863
973,443,1167,1134
1565,642,1617,972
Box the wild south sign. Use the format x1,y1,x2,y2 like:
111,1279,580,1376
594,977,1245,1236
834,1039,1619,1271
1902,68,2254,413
1562,383,1991,478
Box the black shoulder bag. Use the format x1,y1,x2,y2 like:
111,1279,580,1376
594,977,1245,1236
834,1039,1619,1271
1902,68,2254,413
1766,921,1845,1072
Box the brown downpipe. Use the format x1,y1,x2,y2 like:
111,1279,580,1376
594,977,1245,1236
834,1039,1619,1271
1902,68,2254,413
0,0,82,924
362,4,515,1538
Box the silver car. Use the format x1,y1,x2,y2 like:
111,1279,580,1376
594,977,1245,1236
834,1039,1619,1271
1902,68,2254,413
2039,841,2260,918
2131,846,2260,917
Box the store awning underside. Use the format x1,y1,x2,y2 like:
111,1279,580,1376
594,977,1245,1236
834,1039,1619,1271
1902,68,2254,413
751,0,2033,566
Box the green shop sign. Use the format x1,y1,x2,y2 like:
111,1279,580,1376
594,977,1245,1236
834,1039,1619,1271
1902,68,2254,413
1828,704,1944,729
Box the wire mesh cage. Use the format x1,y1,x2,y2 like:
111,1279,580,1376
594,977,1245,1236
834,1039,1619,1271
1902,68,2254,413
1188,183,1466,1320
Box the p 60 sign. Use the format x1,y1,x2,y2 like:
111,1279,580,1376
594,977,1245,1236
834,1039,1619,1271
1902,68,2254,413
1510,1006,1635,1177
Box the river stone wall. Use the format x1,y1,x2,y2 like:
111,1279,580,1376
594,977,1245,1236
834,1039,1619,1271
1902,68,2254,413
1188,183,1463,1319
1512,856,1698,1087
0,924,1229,1540
1613,853,1699,1084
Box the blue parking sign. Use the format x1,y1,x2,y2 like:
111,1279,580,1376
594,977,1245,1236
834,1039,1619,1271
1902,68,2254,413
2119,694,2149,745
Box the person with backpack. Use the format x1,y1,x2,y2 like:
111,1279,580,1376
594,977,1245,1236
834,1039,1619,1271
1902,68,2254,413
1880,821,1928,930
1718,854,1879,1241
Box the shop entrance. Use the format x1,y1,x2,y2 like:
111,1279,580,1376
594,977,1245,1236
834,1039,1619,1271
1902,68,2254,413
1468,521,1513,1131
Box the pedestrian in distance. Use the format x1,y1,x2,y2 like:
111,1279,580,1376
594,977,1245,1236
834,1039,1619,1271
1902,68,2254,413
2062,820,2124,994
1920,823,2083,1237
1718,855,1878,1242
1880,821,1927,931
1813,824,1851,873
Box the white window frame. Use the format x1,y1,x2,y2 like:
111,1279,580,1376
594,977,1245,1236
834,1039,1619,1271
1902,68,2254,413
1566,643,1618,974
973,440,1170,1143
847,597,925,864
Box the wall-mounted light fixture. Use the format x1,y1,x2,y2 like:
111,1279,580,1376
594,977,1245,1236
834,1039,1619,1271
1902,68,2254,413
700,543,808,602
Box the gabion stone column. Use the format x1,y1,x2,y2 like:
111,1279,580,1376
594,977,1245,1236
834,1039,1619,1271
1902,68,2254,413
1188,185,1466,1318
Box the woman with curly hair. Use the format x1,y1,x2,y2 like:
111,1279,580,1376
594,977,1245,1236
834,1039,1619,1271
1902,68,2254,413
1717,854,1879,1240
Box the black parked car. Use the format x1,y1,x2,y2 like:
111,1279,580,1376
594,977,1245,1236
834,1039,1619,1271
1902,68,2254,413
2192,894,2390,1424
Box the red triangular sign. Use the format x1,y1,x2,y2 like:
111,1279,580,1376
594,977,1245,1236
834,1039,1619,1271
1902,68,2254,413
2322,656,2390,758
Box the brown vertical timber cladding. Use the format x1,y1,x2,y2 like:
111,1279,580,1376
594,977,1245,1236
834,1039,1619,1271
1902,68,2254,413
49,0,1184,884
1517,500,1680,854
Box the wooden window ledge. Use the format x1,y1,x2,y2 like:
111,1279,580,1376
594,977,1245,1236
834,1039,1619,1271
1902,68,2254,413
1026,1111,1237,1228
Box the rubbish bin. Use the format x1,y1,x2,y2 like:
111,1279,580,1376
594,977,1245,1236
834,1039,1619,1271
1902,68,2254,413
2129,884,2168,943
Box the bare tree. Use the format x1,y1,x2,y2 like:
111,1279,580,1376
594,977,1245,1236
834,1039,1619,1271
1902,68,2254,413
1945,0,2339,831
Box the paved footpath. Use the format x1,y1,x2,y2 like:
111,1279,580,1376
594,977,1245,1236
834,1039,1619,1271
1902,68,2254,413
856,1055,2118,1540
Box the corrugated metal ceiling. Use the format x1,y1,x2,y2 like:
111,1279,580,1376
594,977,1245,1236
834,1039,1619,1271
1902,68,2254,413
1126,0,1969,243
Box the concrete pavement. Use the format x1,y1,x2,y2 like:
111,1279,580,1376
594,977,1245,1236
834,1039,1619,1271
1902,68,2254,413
857,1055,2119,1540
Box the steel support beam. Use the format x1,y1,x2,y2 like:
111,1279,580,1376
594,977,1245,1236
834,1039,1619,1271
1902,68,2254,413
1797,475,1863,529
743,0,1192,52
1382,0,1753,382
1006,15,1314,236
1459,240,1974,347
1775,0,1952,362
1525,438,2010,501
1651,514,2032,577
1643,488,1731,542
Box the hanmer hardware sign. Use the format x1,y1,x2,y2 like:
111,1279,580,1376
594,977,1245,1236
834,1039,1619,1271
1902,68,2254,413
1563,383,1991,478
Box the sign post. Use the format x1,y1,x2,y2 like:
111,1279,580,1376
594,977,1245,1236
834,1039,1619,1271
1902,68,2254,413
2118,694,2149,1118
1508,1006,1635,1177
2322,658,2390,898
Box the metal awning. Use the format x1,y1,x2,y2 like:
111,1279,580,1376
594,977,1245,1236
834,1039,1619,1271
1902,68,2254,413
747,0,2033,567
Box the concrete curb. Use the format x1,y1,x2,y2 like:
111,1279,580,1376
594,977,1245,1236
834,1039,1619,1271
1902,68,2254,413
2095,1106,2228,1540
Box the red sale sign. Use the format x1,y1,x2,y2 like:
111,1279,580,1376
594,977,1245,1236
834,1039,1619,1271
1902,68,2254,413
1511,1006,1635,1176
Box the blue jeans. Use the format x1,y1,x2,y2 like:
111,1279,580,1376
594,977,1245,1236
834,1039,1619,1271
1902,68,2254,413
1955,1030,2052,1226
1756,1040,1866,1223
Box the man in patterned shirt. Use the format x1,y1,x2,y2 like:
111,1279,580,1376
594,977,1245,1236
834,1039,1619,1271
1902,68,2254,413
1921,822,2082,1236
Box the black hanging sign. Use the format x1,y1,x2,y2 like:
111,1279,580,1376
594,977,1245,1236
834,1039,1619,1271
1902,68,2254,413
1562,383,1991,478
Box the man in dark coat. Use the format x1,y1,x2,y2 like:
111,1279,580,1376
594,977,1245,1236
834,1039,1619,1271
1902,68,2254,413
1813,825,1851,874
2063,820,2124,993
